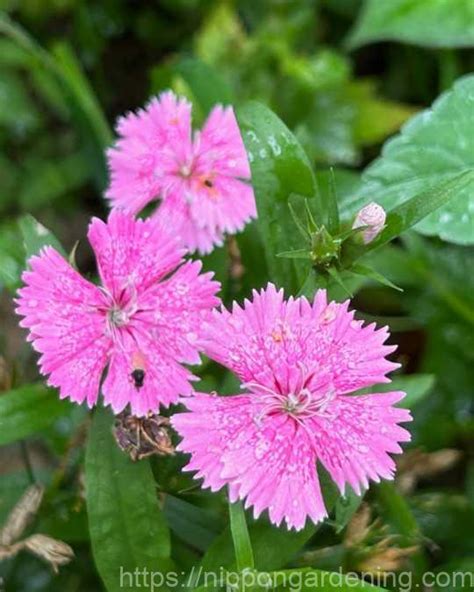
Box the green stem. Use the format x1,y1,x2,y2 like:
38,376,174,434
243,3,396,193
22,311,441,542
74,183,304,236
228,498,254,573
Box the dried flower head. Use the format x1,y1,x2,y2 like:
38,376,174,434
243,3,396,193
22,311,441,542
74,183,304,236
113,411,175,461
0,485,74,574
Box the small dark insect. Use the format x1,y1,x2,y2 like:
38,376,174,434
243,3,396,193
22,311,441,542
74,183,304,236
203,178,213,188
131,350,146,389
131,368,145,389
113,410,175,461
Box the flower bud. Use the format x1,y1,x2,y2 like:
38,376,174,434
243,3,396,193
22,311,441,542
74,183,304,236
352,202,386,244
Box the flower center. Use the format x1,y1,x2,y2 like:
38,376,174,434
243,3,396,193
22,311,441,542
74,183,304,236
179,163,193,178
100,282,139,337
108,306,132,328
282,389,313,415
244,382,336,424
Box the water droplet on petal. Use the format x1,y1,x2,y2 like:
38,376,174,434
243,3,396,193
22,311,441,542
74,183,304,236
320,305,337,325
186,332,198,344
176,282,189,295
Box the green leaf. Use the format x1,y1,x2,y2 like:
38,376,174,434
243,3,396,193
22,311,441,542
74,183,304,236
195,3,247,66
19,214,65,259
347,0,474,49
365,374,435,408
0,384,71,446
334,487,364,533
175,57,234,115
52,42,112,188
403,232,474,326
389,374,436,408
298,270,328,298
288,196,317,239
281,49,350,92
343,171,474,268
0,15,111,188
326,169,340,235
163,495,221,553
0,220,23,291
295,87,358,166
0,69,40,133
20,151,90,209
316,168,363,220
351,263,403,292
229,500,255,572
237,102,320,290
376,481,419,540
327,267,353,298
85,408,173,592
346,76,474,244
277,249,312,260
347,79,416,146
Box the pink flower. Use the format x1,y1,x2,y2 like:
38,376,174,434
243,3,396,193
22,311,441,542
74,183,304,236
352,202,386,244
172,284,411,530
16,211,220,416
106,91,257,254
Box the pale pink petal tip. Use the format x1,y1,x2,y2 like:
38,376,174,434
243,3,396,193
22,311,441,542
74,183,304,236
172,283,412,530
106,89,256,255
16,210,221,415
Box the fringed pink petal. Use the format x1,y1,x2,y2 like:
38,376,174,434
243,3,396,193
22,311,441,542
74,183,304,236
87,209,184,297
15,247,110,406
309,392,412,495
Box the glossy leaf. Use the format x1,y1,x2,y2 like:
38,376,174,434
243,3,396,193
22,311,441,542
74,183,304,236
334,487,364,533
351,263,403,292
0,384,70,446
368,374,435,408
348,0,474,49
19,214,65,259
345,76,474,244
237,102,321,290
85,407,173,592
343,171,474,269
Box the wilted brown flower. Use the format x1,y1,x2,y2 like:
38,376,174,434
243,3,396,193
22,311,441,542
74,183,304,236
23,534,74,574
113,411,175,461
0,484,44,546
396,448,462,494
345,503,419,574
0,484,74,573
